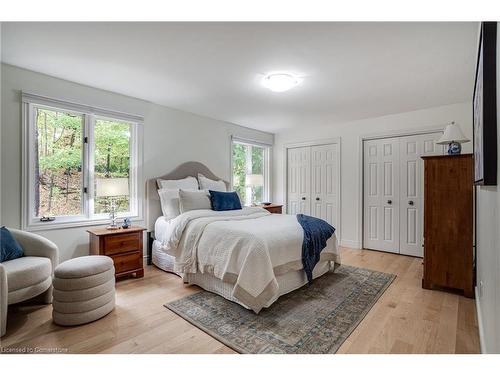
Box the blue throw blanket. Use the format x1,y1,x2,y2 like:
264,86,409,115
296,214,336,284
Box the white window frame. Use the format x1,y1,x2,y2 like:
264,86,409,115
230,136,272,205
22,93,144,231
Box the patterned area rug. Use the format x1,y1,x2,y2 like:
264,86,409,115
165,265,395,353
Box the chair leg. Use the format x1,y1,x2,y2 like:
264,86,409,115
1,267,7,337
0,301,7,337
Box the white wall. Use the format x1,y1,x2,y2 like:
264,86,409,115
475,23,500,354
273,102,473,248
0,63,273,261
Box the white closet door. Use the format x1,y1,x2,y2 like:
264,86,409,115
363,138,400,253
287,146,311,215
399,133,443,257
310,143,339,227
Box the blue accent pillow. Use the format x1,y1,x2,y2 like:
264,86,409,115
209,190,242,211
1,227,24,262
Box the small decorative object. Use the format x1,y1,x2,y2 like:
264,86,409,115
95,177,129,230
436,122,470,155
262,202,272,206
473,22,497,186
122,218,131,229
245,174,264,205
39,216,55,222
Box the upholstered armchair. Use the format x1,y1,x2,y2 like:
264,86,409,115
0,228,59,337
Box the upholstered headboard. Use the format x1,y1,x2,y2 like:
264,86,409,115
146,161,230,232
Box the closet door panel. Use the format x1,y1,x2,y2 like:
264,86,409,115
310,143,338,228
363,138,400,253
364,142,380,246
287,146,311,215
311,150,323,218
399,133,443,257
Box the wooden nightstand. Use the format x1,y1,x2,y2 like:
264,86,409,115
87,226,146,279
259,204,283,214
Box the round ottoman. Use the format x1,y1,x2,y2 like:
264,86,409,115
52,255,115,326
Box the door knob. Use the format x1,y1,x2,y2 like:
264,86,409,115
301,197,306,200
316,197,320,201
409,200,414,206
387,200,392,205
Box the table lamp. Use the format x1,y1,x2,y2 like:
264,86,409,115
436,121,470,155
96,178,129,229
245,174,264,205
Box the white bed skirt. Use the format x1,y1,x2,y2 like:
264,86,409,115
152,239,334,310
152,240,177,274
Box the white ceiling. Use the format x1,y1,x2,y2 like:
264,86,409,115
1,22,478,133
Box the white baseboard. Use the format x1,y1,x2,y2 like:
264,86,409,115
340,239,362,249
475,286,486,354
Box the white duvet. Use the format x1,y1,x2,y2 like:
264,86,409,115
157,207,340,312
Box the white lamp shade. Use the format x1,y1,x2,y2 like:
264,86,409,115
436,122,470,144
96,178,129,197
245,174,264,187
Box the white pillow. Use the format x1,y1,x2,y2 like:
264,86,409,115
158,188,181,219
198,173,227,192
158,187,202,219
157,176,198,190
178,189,212,213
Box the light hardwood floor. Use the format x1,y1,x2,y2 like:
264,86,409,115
0,247,480,354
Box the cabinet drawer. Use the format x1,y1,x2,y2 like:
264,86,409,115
265,206,282,214
103,233,140,255
112,251,143,274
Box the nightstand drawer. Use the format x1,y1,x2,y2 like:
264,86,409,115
265,206,282,214
261,204,283,214
103,233,140,255
112,251,143,275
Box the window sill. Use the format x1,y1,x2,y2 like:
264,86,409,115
24,216,143,232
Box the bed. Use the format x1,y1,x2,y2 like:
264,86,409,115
146,161,340,313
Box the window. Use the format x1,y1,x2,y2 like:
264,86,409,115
93,118,132,215
34,107,85,219
23,93,143,230
231,138,271,206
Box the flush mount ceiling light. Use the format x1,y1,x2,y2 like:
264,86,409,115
261,73,301,93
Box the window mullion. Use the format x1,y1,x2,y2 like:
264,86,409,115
129,123,138,217
27,103,36,227
264,148,269,202
86,114,96,219
245,144,252,206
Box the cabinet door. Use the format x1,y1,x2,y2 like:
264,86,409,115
310,143,339,228
363,138,400,253
287,146,311,215
399,133,443,257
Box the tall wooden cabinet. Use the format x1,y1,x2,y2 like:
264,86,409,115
422,154,474,298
